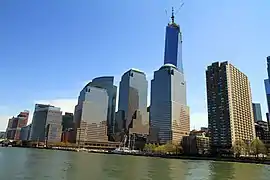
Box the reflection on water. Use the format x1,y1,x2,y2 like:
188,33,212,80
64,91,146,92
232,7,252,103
0,148,270,180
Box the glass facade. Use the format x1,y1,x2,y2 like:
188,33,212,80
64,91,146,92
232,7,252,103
150,64,189,144
164,23,183,73
74,84,109,143
252,103,262,122
118,69,148,134
89,76,117,135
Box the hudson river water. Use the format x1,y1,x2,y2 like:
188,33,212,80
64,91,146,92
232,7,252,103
1,148,270,180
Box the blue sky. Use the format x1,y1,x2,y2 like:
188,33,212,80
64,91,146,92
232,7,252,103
0,0,269,131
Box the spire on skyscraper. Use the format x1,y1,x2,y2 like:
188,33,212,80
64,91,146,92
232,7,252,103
171,7,175,24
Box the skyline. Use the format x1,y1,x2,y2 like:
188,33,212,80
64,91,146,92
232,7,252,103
1,0,270,131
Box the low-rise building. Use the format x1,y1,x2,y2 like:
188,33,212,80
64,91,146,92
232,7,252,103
182,132,210,155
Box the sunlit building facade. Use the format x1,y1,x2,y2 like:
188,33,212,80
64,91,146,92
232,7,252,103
74,83,109,144
206,62,255,153
89,76,117,136
6,110,29,140
150,64,190,144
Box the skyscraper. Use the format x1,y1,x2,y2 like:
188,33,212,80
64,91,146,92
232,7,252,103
74,82,109,144
164,8,183,73
89,76,117,136
6,110,29,140
206,62,255,153
29,104,62,143
264,56,270,121
150,64,189,144
252,103,263,122
118,69,148,134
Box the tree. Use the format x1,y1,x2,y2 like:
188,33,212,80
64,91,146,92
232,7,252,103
164,142,175,153
250,138,267,158
232,140,246,157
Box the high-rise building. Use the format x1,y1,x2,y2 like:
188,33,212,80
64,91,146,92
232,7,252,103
89,76,117,136
149,10,189,144
20,124,32,141
62,112,74,131
264,56,270,125
118,69,149,135
6,110,29,140
252,103,263,122
29,104,62,143
74,83,109,144
164,8,183,73
150,64,189,144
206,62,255,153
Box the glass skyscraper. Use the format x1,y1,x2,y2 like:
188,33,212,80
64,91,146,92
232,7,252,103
264,56,270,119
150,64,189,144
74,82,109,143
252,103,263,122
89,76,117,136
164,10,183,73
149,10,189,144
118,69,148,134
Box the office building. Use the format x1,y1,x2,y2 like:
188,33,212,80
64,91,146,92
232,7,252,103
20,124,32,141
89,76,117,136
29,104,62,143
5,110,29,140
62,112,74,131
150,10,189,144
164,8,183,72
150,64,190,144
252,103,263,122
206,62,255,153
118,69,149,135
267,113,270,131
74,82,109,144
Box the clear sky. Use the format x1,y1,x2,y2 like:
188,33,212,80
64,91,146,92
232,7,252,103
0,0,269,131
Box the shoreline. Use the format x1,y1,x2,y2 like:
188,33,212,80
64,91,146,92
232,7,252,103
11,146,270,165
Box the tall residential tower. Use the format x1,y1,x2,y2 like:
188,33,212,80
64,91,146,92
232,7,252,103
206,62,255,153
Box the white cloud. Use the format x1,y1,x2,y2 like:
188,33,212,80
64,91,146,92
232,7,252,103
0,115,11,131
190,112,208,130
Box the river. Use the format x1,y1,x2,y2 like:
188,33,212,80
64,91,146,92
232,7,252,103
0,148,270,180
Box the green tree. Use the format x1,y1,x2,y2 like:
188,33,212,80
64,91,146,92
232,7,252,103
232,139,246,157
250,138,267,158
164,142,175,153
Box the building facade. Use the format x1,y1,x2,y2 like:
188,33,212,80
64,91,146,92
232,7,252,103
74,83,109,144
164,8,183,73
29,104,62,143
252,103,263,122
62,112,74,131
6,111,29,140
19,124,32,141
150,64,190,144
118,69,149,135
89,76,117,136
206,62,255,153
